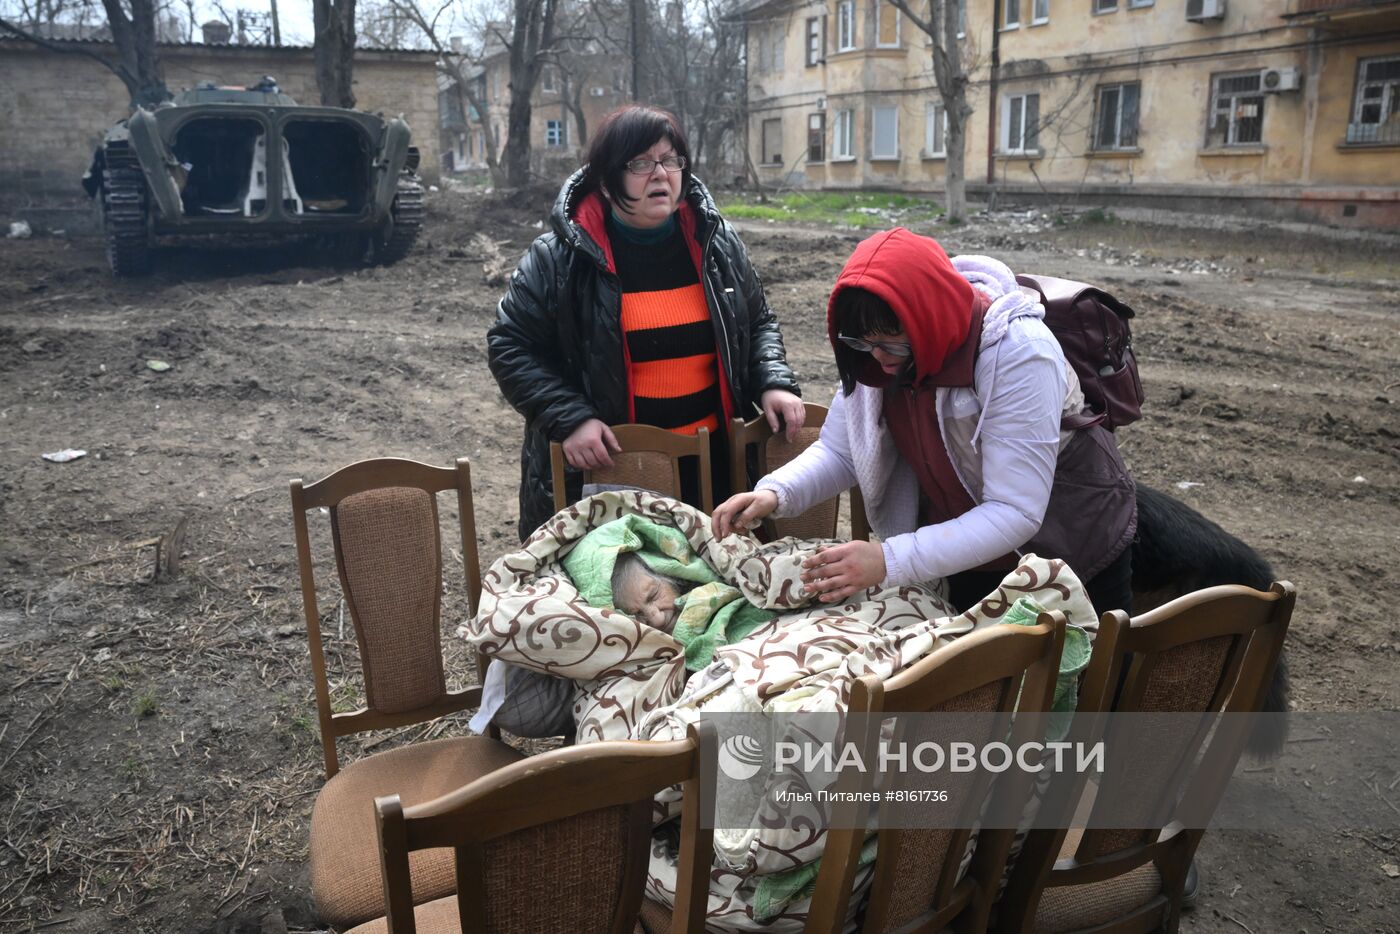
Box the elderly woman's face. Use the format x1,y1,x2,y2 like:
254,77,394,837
610,138,683,229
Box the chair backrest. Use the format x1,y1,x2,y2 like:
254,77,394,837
995,581,1295,934
289,457,491,778
728,405,870,541
550,423,712,514
373,722,717,934
804,617,1066,934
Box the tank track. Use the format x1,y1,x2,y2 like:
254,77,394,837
372,178,423,265
101,142,153,277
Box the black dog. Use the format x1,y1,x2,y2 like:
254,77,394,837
1130,484,1290,756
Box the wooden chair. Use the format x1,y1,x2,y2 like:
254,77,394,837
290,457,525,929
729,405,871,541
345,722,719,934
994,582,1296,934
550,423,713,514
804,615,1068,934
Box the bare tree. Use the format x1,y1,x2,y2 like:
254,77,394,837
500,0,563,186
1,0,170,107
888,0,970,220
313,0,357,107
384,0,508,185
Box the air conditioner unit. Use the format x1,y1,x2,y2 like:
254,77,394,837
815,96,827,111
1261,66,1302,93
589,86,607,97
1185,0,1225,21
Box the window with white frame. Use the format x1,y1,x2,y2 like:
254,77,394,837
1350,56,1400,144
1003,0,1019,28
1094,82,1140,150
1127,0,1152,7
925,101,947,156
1002,92,1040,153
877,2,901,47
1093,0,1117,12
1032,0,1049,23
805,17,824,66
836,1,856,52
1207,71,1265,147
872,105,899,158
546,119,566,147
833,108,855,158
541,65,557,92
761,118,783,164
808,113,826,162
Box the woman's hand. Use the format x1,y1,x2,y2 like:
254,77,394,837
562,418,622,470
761,390,805,442
800,541,887,604
711,490,779,539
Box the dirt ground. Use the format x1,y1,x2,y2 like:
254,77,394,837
1,185,1398,933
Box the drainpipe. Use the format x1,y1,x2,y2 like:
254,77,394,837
987,3,1001,187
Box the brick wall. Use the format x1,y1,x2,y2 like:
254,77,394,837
0,40,440,205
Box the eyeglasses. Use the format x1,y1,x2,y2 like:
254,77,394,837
624,155,687,176
839,335,914,357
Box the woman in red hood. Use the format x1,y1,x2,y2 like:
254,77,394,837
712,229,1137,615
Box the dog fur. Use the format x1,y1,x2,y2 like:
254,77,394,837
1131,483,1290,757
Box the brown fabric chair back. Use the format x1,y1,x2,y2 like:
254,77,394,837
804,617,1067,934
729,406,871,541
373,723,718,934
289,457,491,778
994,581,1296,934
551,424,713,515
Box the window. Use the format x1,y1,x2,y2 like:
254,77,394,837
1128,0,1153,7
958,0,967,37
752,25,784,74
1002,92,1040,153
808,113,826,162
1094,82,1140,150
1350,56,1400,144
805,17,824,66
541,65,557,93
833,109,855,158
1032,0,1050,23
546,119,566,147
872,105,898,158
836,1,856,51
877,2,901,47
1207,71,1265,147
1003,0,1020,28
761,117,783,164
925,101,947,156
1093,0,1117,12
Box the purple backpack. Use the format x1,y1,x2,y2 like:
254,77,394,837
1017,273,1146,431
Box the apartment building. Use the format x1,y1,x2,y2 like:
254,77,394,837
439,37,630,177
741,0,1400,226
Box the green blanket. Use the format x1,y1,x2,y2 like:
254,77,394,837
561,515,775,670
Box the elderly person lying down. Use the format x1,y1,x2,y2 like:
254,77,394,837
458,490,1095,931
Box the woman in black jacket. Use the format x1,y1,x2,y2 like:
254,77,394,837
488,105,804,540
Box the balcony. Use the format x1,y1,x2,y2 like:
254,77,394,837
1345,121,1400,145
1283,0,1400,22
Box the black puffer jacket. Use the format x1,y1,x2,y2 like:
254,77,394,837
488,170,801,540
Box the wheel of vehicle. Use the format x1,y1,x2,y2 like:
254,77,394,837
102,161,153,277
370,178,423,265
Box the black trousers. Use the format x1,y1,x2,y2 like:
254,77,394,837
945,545,1134,618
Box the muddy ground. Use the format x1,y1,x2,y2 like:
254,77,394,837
1,186,1398,933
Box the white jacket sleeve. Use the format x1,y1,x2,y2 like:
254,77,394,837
755,388,858,517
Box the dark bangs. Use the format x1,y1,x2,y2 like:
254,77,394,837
580,104,692,208
833,287,904,395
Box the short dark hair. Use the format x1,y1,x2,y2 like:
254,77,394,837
832,287,905,394
833,287,901,338
581,104,692,209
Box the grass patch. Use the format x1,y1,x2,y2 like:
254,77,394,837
720,191,944,228
1079,207,1118,225
132,690,159,718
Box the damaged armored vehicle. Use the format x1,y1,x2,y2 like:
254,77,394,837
82,78,423,276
